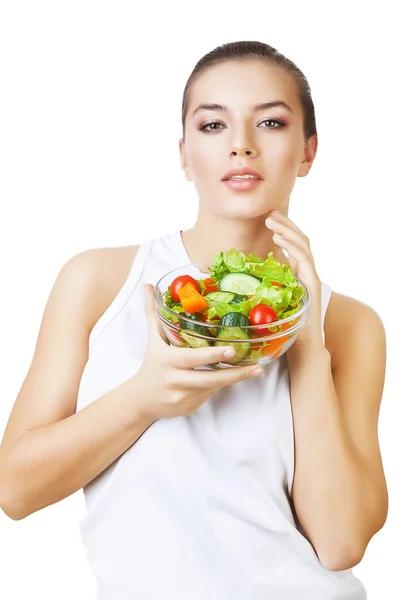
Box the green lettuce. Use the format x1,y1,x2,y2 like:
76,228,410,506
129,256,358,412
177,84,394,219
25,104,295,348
159,303,184,324
208,247,298,287
208,249,242,281
164,289,174,308
249,278,293,316
248,253,297,285
206,299,252,320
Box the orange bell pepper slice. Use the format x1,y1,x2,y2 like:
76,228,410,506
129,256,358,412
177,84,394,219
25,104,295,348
260,318,299,357
262,335,290,357
178,282,208,314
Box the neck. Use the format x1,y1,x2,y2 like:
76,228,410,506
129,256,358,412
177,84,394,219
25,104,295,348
181,208,290,266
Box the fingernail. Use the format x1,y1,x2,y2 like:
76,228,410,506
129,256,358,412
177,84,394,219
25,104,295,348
251,367,263,377
223,348,236,358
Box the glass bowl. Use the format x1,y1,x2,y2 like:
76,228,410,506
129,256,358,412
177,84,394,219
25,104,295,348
154,261,310,369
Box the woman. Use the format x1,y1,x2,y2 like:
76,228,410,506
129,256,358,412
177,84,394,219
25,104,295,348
0,41,387,599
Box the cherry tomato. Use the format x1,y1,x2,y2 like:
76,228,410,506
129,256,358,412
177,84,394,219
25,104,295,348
249,303,279,336
170,275,200,303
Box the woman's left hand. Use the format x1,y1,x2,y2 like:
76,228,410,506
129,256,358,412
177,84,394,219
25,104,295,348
265,209,325,353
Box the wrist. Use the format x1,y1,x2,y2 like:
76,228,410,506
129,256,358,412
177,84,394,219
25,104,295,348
122,374,159,427
286,339,331,368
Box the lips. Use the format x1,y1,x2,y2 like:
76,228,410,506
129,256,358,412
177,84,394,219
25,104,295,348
222,167,263,181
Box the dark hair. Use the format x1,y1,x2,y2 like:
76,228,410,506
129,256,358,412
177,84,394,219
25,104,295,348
181,40,317,142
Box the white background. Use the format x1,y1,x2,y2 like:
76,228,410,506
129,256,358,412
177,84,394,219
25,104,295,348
0,1,413,598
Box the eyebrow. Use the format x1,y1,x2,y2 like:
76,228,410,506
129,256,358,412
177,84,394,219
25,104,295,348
192,100,294,117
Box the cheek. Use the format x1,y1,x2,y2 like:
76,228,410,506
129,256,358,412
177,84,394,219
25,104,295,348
262,130,302,162
188,140,222,184
267,145,300,177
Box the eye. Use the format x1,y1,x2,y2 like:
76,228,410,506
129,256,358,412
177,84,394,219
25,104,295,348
199,121,225,132
258,118,286,129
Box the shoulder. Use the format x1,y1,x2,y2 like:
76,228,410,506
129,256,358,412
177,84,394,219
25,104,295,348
324,290,386,373
62,244,140,331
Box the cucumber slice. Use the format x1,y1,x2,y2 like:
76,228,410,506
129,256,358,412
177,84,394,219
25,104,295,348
179,330,210,348
178,314,212,348
216,326,250,341
179,311,198,320
179,315,209,336
219,273,262,296
229,293,248,304
214,312,251,364
219,312,251,329
214,327,251,363
205,291,235,303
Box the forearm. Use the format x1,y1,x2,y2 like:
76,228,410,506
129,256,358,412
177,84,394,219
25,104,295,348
287,344,379,570
0,376,155,520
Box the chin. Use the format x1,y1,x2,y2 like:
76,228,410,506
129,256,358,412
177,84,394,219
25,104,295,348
217,195,276,219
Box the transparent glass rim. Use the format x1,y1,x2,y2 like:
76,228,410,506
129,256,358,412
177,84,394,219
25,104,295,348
153,260,310,331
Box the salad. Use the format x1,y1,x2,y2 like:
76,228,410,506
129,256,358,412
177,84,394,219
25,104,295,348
160,247,307,364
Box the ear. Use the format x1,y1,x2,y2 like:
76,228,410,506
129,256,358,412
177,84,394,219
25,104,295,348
179,138,194,182
297,135,318,177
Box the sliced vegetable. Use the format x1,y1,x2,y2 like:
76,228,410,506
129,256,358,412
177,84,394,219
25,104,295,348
219,312,251,329
178,316,211,348
168,329,190,348
214,331,251,364
205,291,236,304
261,334,290,357
178,313,208,333
219,273,262,296
178,282,208,314
229,293,249,304
205,290,249,305
170,275,200,303
213,312,252,364
179,330,210,348
215,337,251,365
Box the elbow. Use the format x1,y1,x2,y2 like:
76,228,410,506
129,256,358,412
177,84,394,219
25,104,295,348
0,480,29,521
318,543,366,572
1,496,29,521
1,505,27,521
319,508,388,571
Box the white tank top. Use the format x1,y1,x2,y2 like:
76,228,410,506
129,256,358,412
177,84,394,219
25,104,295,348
76,229,366,600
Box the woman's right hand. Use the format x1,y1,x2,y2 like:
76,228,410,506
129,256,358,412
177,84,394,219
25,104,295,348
134,283,263,421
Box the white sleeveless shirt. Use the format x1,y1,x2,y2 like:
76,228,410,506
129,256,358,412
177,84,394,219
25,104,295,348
76,229,366,600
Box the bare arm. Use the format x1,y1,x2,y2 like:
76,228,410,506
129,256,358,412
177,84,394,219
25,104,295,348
286,297,388,572
0,247,149,520
0,376,154,520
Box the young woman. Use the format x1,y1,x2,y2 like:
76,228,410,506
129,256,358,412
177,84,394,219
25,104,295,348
0,41,387,599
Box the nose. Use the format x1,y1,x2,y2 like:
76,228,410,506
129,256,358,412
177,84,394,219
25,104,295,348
230,147,256,157
229,127,258,158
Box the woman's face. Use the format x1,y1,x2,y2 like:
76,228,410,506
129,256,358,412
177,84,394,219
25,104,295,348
180,59,317,220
